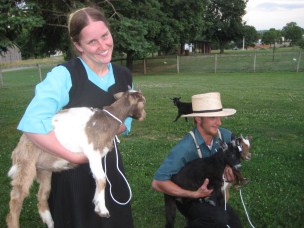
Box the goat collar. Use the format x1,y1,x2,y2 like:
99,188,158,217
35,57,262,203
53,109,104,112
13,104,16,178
102,109,123,125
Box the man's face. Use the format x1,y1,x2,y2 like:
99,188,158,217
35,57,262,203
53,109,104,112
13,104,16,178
199,116,222,137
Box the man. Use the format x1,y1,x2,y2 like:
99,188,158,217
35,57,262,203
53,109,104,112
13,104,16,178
152,92,242,228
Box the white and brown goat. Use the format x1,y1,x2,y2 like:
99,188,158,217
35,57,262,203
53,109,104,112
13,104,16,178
6,89,146,228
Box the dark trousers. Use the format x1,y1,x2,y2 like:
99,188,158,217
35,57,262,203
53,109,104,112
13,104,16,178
48,149,133,228
176,200,242,228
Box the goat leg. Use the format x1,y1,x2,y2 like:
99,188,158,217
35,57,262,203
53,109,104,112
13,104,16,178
36,170,54,228
85,146,110,218
164,194,177,228
6,160,37,228
173,114,181,122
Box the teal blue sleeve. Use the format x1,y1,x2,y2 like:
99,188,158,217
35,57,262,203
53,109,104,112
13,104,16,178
123,117,132,135
17,66,71,134
153,133,198,181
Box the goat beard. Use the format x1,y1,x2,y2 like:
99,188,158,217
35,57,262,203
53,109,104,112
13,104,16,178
232,169,250,190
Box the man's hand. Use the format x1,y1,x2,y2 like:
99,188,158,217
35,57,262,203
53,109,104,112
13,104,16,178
224,165,235,182
194,178,213,198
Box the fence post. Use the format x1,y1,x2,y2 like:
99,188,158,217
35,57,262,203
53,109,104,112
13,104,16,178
296,51,302,73
37,64,42,81
143,59,146,75
214,54,217,73
176,55,180,73
253,53,256,73
0,66,3,87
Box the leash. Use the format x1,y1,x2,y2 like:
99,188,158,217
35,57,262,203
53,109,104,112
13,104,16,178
104,136,132,205
102,109,123,125
239,189,255,228
223,176,255,228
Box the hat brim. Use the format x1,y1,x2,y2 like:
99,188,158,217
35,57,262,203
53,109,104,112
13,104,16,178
182,108,236,118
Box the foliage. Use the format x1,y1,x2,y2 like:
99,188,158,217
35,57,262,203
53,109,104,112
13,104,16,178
108,0,163,69
0,0,43,53
261,28,282,45
243,25,258,47
158,0,207,53
282,22,304,46
262,28,282,61
13,0,210,69
0,69,303,228
204,0,248,53
111,17,155,70
299,39,304,50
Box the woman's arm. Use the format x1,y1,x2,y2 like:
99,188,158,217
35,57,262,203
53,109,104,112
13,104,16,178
25,132,88,164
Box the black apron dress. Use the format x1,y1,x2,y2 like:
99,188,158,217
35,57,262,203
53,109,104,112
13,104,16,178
48,58,134,228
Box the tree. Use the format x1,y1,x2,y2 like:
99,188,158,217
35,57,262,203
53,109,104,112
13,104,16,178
158,0,207,54
0,0,43,53
282,22,303,46
243,25,259,48
299,39,304,50
204,0,248,53
262,28,282,46
106,0,163,69
234,25,258,49
262,28,282,61
110,17,156,70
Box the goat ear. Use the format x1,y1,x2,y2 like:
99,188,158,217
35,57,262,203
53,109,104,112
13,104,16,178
218,138,228,151
114,92,124,100
247,135,253,141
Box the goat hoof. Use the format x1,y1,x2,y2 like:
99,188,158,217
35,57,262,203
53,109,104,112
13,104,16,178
95,206,110,218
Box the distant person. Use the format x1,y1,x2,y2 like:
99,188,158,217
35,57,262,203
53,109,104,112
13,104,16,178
184,43,190,56
189,43,193,53
152,92,242,228
17,6,134,228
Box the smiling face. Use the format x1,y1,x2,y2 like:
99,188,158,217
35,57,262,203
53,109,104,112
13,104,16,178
197,116,222,137
74,20,114,67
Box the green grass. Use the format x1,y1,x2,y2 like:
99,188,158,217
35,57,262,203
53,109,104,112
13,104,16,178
1,70,304,228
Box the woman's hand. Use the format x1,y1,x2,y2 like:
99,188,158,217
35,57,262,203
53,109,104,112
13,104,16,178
117,124,127,135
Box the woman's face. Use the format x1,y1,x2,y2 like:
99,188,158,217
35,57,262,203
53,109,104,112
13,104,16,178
75,20,113,66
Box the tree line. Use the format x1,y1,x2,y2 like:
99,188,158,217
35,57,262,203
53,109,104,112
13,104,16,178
1,0,303,69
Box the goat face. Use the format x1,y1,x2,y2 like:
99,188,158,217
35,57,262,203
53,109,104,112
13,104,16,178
239,135,252,160
171,97,181,106
220,139,242,171
127,91,146,121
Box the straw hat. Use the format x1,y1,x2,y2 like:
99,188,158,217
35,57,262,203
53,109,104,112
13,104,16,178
182,92,236,117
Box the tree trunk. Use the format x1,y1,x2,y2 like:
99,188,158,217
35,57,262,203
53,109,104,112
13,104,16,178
126,52,134,71
272,43,276,62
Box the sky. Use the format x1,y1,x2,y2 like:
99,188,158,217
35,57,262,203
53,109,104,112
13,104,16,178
243,0,304,30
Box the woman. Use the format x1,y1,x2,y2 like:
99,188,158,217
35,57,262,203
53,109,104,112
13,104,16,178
17,7,134,228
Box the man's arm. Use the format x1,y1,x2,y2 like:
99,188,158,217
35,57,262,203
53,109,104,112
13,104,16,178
152,178,213,199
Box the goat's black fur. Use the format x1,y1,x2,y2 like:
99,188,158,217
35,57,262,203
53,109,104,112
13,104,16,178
171,97,192,122
164,138,243,228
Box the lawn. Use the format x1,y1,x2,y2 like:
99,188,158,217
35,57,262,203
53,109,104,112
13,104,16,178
0,69,303,227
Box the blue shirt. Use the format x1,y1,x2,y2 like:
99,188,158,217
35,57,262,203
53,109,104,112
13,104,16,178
18,58,132,134
154,127,233,181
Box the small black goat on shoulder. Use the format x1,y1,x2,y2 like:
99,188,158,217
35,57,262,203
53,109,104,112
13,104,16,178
164,137,250,228
170,97,192,122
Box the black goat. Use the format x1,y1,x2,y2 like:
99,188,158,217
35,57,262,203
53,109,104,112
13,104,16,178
171,97,192,122
164,138,247,228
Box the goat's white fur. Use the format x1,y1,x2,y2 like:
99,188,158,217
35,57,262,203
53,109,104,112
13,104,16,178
6,90,146,228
